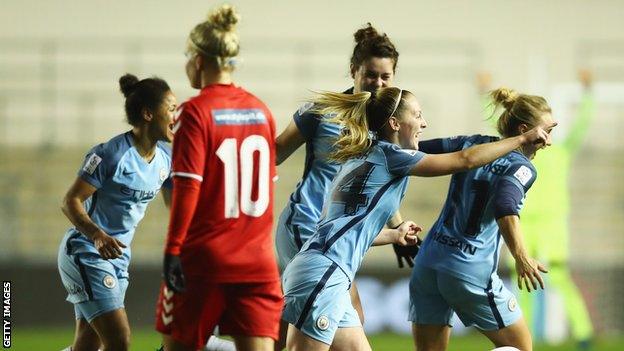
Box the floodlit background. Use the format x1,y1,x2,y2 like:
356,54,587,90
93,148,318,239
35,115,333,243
1,0,623,350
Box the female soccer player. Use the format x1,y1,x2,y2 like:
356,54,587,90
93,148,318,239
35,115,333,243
156,5,282,351
57,73,176,351
282,87,554,351
274,25,400,346
409,88,556,351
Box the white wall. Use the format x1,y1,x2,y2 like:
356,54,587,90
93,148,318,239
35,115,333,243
3,0,623,100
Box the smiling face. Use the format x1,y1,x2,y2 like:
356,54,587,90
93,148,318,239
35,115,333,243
352,57,395,94
392,96,427,150
147,90,177,143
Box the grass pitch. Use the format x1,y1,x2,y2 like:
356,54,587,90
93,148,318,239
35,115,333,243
10,328,624,350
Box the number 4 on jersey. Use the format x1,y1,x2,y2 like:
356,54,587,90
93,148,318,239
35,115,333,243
216,135,270,219
332,162,375,215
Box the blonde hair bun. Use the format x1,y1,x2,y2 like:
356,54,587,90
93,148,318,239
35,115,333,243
490,87,518,110
208,4,240,33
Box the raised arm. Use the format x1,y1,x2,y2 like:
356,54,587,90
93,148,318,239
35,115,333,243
410,123,555,177
563,77,595,153
61,178,126,259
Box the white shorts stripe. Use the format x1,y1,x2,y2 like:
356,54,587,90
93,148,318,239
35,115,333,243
171,172,203,182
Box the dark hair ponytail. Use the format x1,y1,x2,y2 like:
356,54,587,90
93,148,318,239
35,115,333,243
118,73,171,126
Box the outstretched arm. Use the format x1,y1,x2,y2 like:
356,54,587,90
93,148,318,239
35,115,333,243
410,123,555,177
275,120,306,165
563,74,596,153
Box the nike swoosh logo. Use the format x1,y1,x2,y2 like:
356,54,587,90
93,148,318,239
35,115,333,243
122,170,134,176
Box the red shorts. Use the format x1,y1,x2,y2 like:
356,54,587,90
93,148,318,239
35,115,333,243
155,278,283,350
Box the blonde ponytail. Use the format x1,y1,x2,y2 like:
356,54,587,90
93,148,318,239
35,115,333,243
312,91,372,163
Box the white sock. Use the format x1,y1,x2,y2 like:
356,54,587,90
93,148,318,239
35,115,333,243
61,347,72,351
204,335,236,351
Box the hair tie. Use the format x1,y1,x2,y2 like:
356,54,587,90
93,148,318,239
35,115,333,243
189,37,240,68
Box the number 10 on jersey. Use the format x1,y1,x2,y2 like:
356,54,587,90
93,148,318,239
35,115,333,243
216,135,270,219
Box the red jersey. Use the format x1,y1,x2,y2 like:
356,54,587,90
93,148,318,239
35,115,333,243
165,84,279,282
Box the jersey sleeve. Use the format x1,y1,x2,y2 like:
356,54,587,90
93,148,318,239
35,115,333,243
171,102,207,182
267,107,279,182
492,161,537,218
382,143,426,177
157,141,174,189
418,135,499,154
77,143,116,189
292,102,321,141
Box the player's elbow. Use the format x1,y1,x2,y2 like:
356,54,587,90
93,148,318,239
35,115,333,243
458,150,478,171
60,196,70,216
60,194,76,218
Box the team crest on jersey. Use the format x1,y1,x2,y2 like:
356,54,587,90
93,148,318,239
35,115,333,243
507,297,517,312
316,315,330,331
513,165,533,186
102,275,116,289
160,168,168,182
83,153,102,175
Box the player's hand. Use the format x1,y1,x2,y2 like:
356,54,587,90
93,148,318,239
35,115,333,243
92,230,126,260
392,221,423,268
163,253,186,293
515,256,548,292
578,68,593,89
476,71,492,93
520,122,557,147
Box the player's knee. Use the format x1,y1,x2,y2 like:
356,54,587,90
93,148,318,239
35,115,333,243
73,325,101,351
103,332,131,351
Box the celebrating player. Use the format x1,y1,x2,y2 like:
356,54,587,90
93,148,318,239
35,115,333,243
274,24,400,347
282,87,554,351
409,88,556,351
155,4,282,351
57,73,176,351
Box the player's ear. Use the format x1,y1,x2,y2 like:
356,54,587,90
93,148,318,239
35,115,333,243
195,55,204,71
142,107,154,122
518,123,529,135
350,63,357,79
388,116,400,132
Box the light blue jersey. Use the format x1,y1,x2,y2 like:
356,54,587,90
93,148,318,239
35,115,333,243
301,141,425,280
416,135,537,288
62,131,172,273
275,93,345,267
282,140,424,342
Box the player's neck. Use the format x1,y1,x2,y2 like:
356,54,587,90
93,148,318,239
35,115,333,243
200,70,232,87
130,128,157,162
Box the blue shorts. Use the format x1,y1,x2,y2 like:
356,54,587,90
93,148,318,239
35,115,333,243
282,251,360,345
408,265,521,331
274,216,314,270
58,245,129,322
